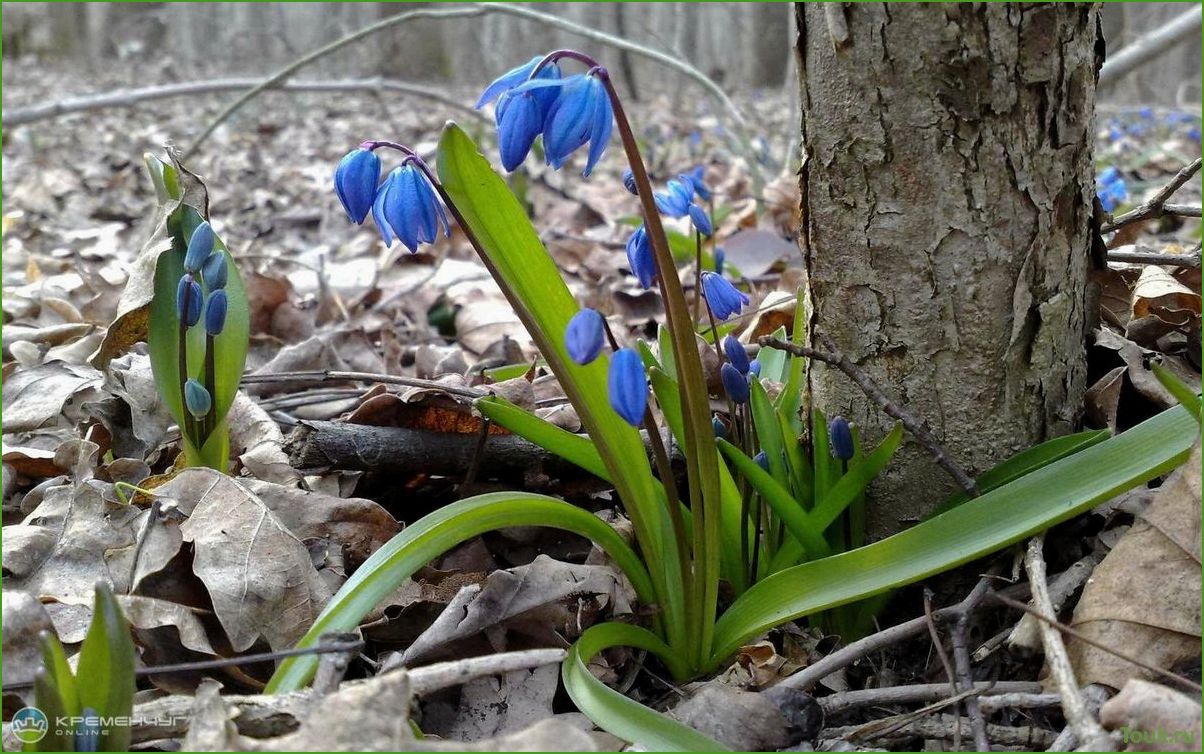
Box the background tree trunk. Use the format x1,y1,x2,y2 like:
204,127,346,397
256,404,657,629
796,3,1100,538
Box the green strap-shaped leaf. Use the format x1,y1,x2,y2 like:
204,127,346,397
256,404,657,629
475,396,610,480
710,405,1198,666
75,582,135,752
267,492,656,693
436,124,687,653
562,623,728,752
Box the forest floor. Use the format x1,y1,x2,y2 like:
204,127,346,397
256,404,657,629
2,59,1202,752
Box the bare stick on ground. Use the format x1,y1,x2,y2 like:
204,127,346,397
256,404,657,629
1107,246,1202,268
760,334,980,496
1101,158,1203,234
1020,535,1115,751
819,681,1042,715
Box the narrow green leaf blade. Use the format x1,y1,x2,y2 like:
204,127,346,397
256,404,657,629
475,396,610,480
75,582,135,752
267,492,656,693
807,423,903,532
563,623,728,752
711,405,1197,665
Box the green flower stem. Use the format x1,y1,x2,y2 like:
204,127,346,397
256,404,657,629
600,69,724,669
203,333,217,444
177,283,195,447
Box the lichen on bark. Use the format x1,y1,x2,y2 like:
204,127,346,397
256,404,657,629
796,3,1099,538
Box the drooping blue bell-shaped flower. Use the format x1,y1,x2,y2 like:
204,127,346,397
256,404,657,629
176,273,202,327
184,379,212,419
200,251,227,290
700,271,749,320
828,415,855,461
565,308,605,365
625,225,657,290
334,147,381,224
748,359,761,377
476,55,561,110
372,164,451,253
184,222,215,274
687,165,712,202
205,289,228,336
722,335,750,374
495,89,546,172
608,347,648,427
721,362,750,404
537,71,613,177
653,176,694,217
622,168,638,195
688,202,712,237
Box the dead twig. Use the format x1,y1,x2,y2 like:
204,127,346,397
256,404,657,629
1019,535,1115,751
240,369,484,400
1107,247,1202,268
2,77,488,128
780,574,997,691
818,681,1042,715
825,713,1057,748
922,588,963,751
952,601,991,751
760,334,981,497
1101,158,1203,234
1099,5,1204,87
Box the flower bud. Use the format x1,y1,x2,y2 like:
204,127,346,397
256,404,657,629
608,348,648,427
754,451,770,472
184,222,215,273
565,308,605,365
334,147,381,224
700,272,749,320
749,359,761,377
712,415,727,438
176,274,202,327
722,335,750,374
622,168,638,195
688,203,712,237
205,290,228,336
721,362,749,404
200,251,227,290
184,379,212,419
828,415,855,461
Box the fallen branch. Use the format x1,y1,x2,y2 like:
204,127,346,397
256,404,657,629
825,713,1057,748
818,681,1042,715
1108,247,1202,268
951,599,990,750
779,574,997,691
239,369,484,400
184,2,744,158
1099,5,1204,87
760,334,981,497
1101,158,1203,234
1020,535,1115,751
2,77,488,127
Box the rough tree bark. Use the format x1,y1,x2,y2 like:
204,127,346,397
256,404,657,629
796,3,1100,538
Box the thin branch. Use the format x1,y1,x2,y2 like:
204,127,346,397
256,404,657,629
1099,5,1204,87
1019,536,1114,751
825,714,1057,748
780,574,997,691
2,78,487,127
952,604,991,751
183,2,746,159
1101,158,1202,234
760,334,981,497
1108,247,1201,268
922,589,962,751
818,681,1043,715
239,369,484,400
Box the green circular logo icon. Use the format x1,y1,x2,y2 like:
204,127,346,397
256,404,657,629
11,707,49,744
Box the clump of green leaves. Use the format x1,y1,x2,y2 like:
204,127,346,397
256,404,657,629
145,155,249,470
26,583,135,752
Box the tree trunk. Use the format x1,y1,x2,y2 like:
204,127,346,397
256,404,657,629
796,3,1100,538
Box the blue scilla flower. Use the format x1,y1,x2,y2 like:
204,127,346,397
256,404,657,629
721,362,750,404
608,347,648,426
184,222,215,273
722,335,750,374
754,450,770,472
476,55,561,110
653,176,694,217
714,247,725,275
748,359,761,377
712,415,728,438
184,379,212,419
828,415,855,461
177,273,202,327
688,203,713,237
1189,126,1201,143
201,251,227,290
622,168,638,195
687,165,711,201
205,289,228,336
700,271,749,320
495,89,545,172
626,225,657,289
565,308,605,365
372,164,451,253
1138,106,1154,119
334,147,381,224
531,71,613,176
1096,168,1127,213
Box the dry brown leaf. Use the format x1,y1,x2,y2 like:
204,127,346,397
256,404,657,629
1,361,105,432
1099,679,1202,752
174,470,332,652
1067,441,1202,690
